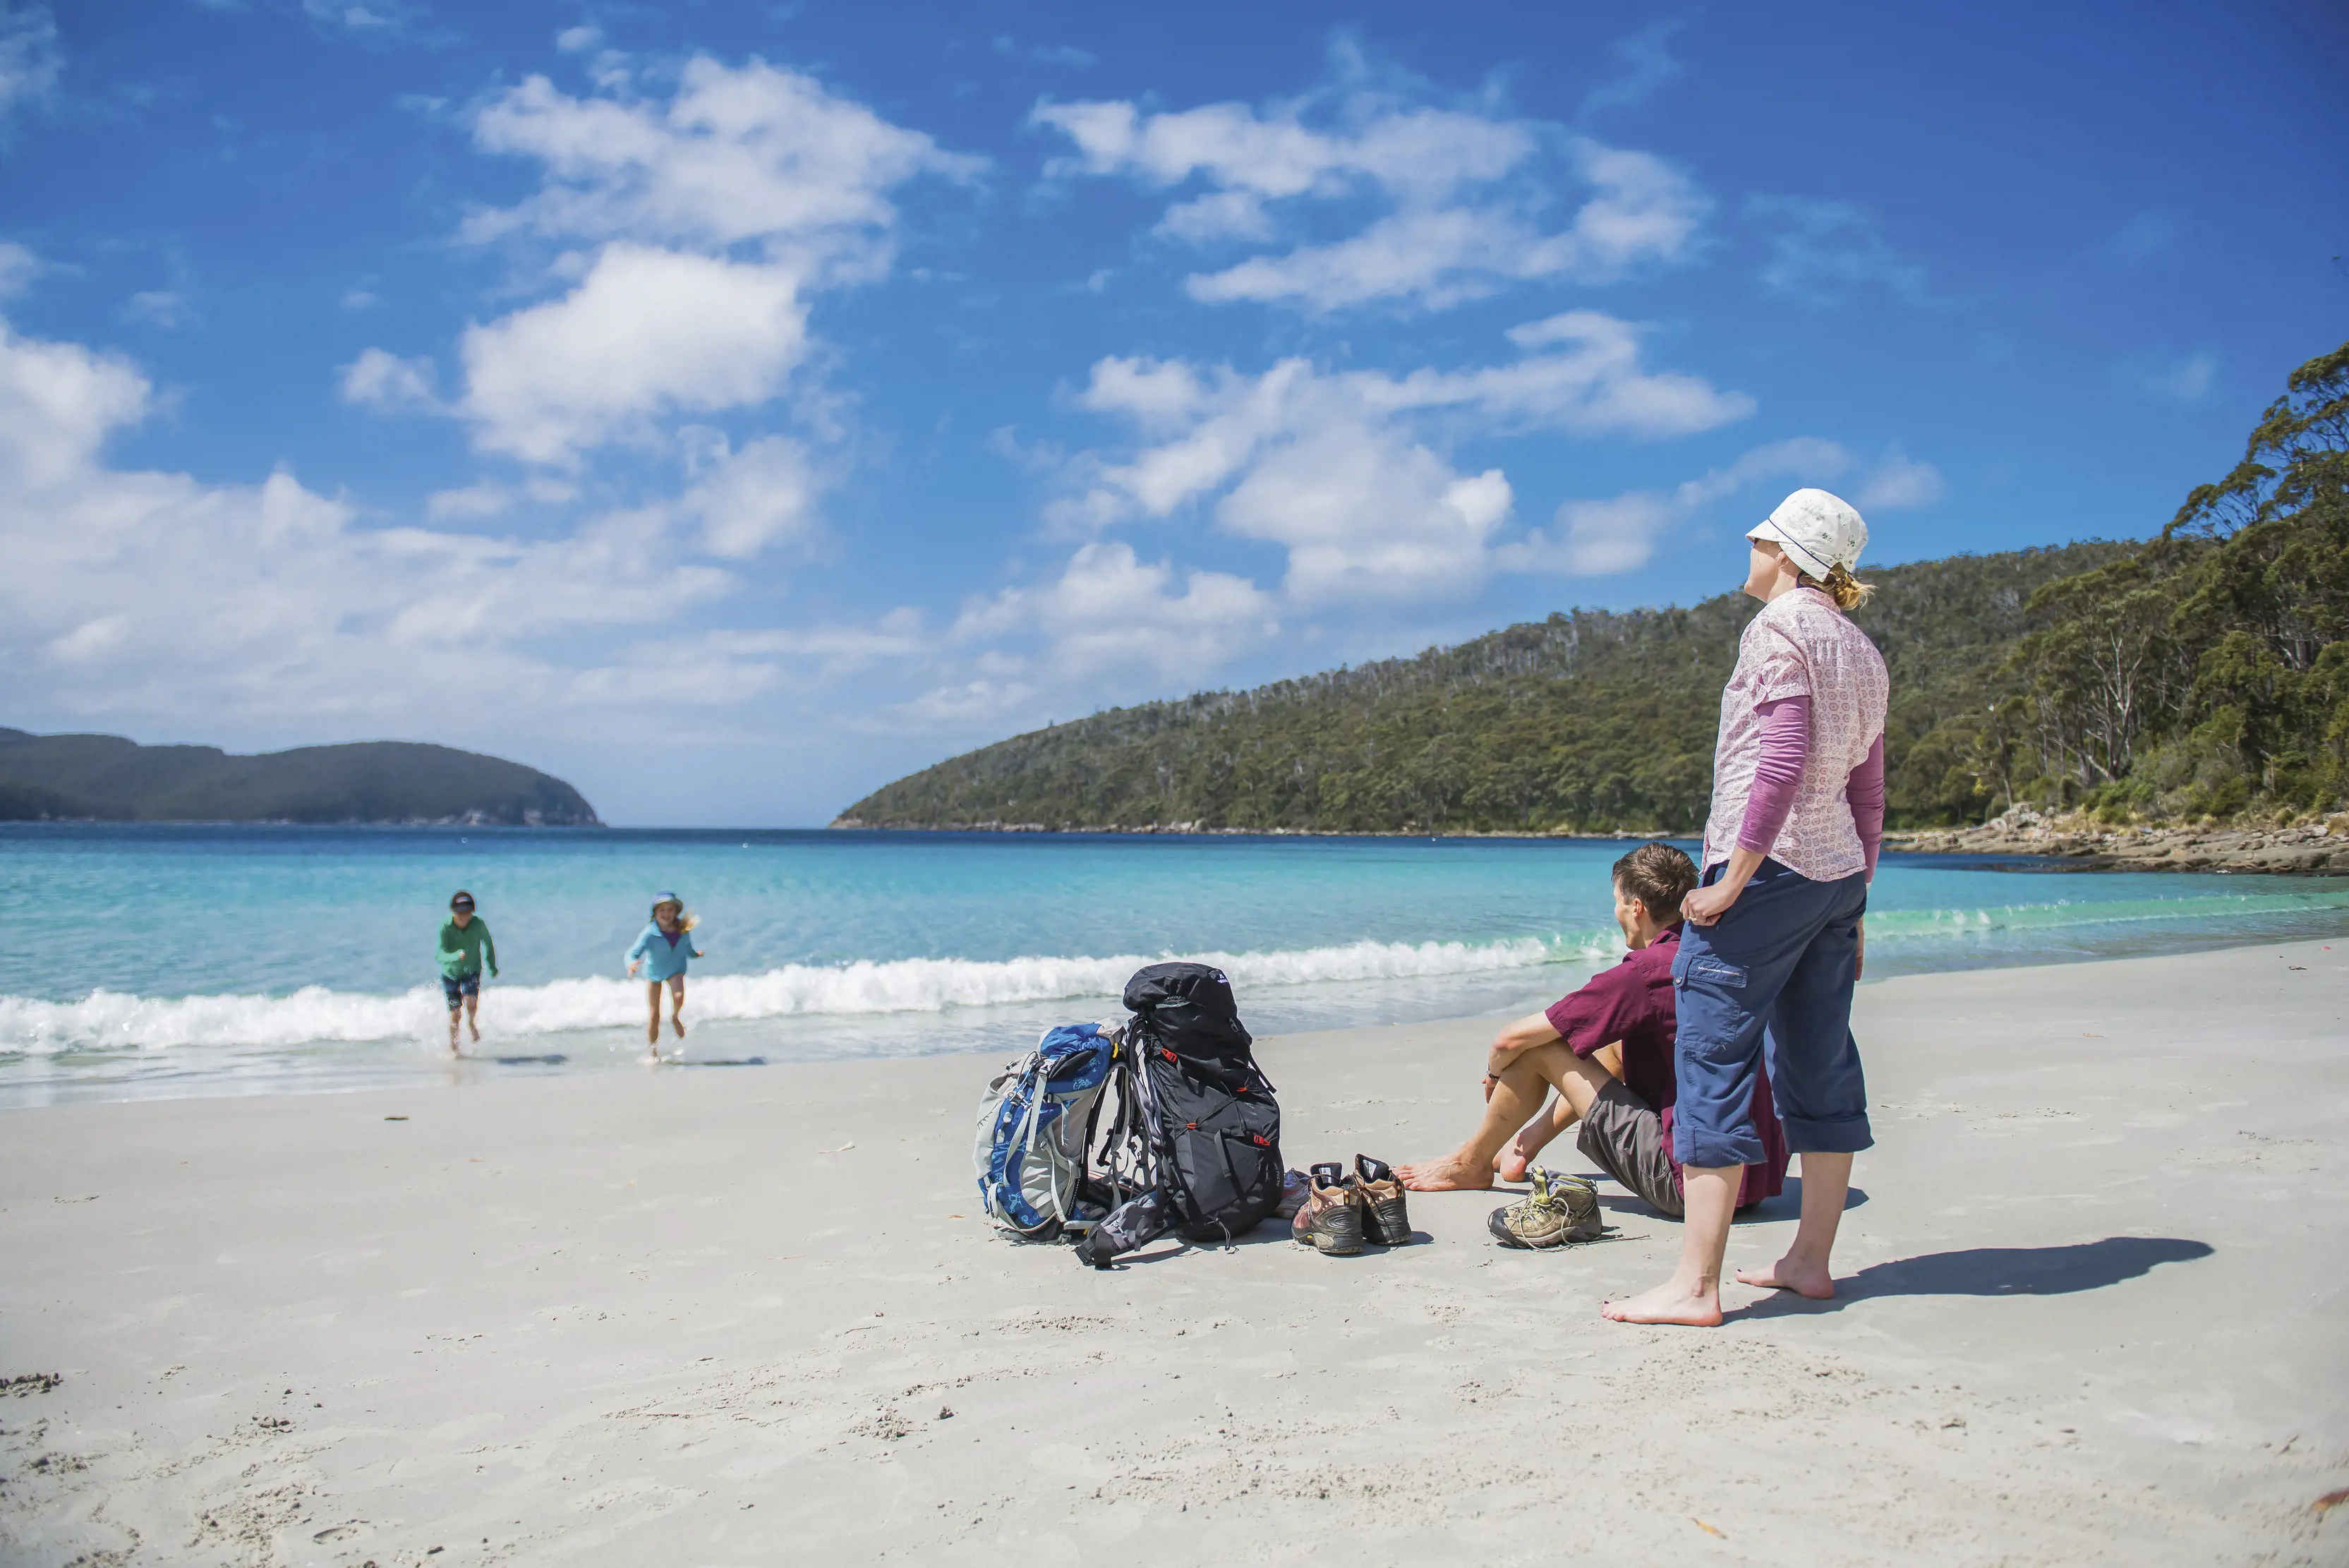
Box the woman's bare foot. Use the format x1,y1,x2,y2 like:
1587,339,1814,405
1396,1152,1494,1191
1734,1255,1836,1300
1600,1277,1723,1327
672,1016,686,1039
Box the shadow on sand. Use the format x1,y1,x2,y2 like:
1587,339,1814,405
1591,1177,1869,1222
1740,1235,2214,1316
1737,1176,1870,1219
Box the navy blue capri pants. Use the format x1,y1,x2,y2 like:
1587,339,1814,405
1672,858,1873,1168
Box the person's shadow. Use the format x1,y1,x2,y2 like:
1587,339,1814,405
1740,1235,2213,1316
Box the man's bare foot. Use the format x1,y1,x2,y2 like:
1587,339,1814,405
468,1022,481,1044
1495,1130,1547,1183
1600,1277,1723,1327
1396,1152,1494,1191
1734,1255,1835,1300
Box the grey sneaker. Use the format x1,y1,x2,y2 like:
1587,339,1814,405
1487,1167,1602,1249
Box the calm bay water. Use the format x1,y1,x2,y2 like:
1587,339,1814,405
4,824,2345,1106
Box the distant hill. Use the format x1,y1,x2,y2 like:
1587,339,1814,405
835,540,2138,836
843,339,2349,837
0,732,600,826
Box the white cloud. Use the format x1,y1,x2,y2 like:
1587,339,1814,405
1748,195,1926,303
338,346,440,414
425,482,511,520
887,678,1038,729
462,56,981,268
455,244,807,464
681,433,821,559
697,606,930,680
0,316,150,490
1853,445,1947,509
0,313,778,738
995,36,1095,69
1579,19,1684,121
0,240,37,298
1053,313,1751,601
555,24,601,53
2135,351,2215,404
301,0,416,34
346,57,980,480
1034,78,1705,311
122,289,195,330
1183,140,1702,311
1502,437,1858,577
947,540,1279,689
0,3,60,125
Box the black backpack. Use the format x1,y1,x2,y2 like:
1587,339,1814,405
1074,962,1283,1267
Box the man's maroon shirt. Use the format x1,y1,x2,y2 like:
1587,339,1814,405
1545,924,1791,1207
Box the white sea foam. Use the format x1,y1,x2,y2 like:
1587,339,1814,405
0,933,1613,1057
1868,887,2349,940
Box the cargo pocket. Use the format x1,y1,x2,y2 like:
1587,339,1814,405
1686,956,1747,989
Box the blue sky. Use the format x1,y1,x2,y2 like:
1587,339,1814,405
1,1,2343,825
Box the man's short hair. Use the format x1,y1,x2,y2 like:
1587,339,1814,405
1612,842,1698,924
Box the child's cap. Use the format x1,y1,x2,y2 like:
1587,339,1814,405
651,891,682,911
450,891,476,910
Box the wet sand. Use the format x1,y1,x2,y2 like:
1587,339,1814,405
2,939,2345,1566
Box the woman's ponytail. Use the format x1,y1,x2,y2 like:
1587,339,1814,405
1801,562,1874,611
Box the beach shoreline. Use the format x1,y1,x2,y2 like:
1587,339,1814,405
3,939,2345,1565
828,816,2349,876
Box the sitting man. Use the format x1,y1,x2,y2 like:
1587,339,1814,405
1396,843,1789,1219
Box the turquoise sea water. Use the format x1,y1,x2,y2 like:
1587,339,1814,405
4,824,2346,1106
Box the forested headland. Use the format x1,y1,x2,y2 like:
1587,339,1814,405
0,732,600,826
840,342,2349,836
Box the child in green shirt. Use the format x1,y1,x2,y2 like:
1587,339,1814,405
437,891,499,1052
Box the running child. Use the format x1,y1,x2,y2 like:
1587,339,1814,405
437,891,498,1053
626,892,704,1061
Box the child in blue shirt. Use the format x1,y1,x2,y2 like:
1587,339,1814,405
626,892,704,1061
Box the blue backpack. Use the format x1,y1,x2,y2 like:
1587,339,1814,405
972,1023,1118,1239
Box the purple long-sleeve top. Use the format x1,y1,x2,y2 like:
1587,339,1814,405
1735,696,1885,879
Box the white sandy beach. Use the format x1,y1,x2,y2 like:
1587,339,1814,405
3,939,2345,1567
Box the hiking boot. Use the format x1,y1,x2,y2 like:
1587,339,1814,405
1487,1167,1602,1250
1292,1162,1364,1255
1353,1154,1412,1246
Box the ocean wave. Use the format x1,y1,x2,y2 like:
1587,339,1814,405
0,932,1616,1057
1867,888,2349,940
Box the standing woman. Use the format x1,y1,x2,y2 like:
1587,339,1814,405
1604,489,1888,1327
626,893,703,1062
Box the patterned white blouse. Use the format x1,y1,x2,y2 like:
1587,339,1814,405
1700,586,1890,881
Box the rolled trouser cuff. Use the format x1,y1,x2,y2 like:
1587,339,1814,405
1672,1123,1767,1169
1778,1111,1873,1154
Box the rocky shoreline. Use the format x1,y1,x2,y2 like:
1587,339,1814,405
1885,810,2349,876
832,810,2349,874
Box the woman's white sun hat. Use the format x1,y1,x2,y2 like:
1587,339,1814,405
1749,488,1868,581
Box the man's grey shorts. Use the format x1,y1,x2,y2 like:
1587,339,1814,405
1575,1080,1685,1218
